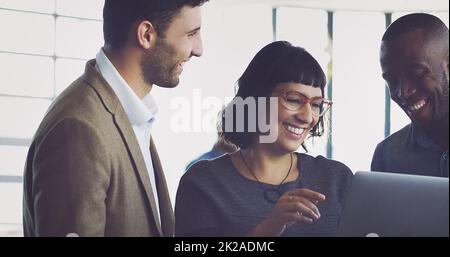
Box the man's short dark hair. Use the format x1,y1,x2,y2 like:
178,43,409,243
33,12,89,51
220,41,327,150
103,0,209,49
382,13,448,42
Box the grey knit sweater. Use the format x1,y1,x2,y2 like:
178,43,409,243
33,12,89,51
175,153,353,237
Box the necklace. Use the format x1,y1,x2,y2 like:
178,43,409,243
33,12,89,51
240,151,293,204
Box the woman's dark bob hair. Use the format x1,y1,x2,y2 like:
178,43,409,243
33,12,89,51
220,41,327,150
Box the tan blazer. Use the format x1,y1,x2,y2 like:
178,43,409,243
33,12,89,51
23,60,174,237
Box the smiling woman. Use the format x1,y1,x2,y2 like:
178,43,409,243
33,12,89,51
175,41,353,237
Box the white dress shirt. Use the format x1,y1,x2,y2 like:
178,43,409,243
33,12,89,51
95,49,161,225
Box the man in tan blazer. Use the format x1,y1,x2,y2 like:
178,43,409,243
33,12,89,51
23,0,208,237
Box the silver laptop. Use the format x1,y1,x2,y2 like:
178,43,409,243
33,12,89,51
337,171,449,237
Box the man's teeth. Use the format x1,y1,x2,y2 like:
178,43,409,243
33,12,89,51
284,125,304,135
407,100,426,112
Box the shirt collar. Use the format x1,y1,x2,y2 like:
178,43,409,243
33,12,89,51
411,122,443,152
95,49,158,126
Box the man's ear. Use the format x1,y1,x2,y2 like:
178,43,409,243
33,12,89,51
136,20,157,50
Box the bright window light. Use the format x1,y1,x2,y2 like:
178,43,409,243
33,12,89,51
56,0,104,20
0,9,54,55
0,53,54,98
332,11,386,172
0,0,54,14
0,146,28,176
0,97,51,138
56,17,103,59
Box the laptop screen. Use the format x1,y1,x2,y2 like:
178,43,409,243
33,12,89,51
337,171,449,237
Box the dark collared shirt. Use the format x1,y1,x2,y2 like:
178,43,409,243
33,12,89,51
371,123,449,177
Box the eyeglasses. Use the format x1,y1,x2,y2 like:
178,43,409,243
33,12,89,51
275,89,332,117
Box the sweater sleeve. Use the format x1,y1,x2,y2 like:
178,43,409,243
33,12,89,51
175,163,222,237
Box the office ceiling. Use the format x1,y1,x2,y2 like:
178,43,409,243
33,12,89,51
220,0,449,12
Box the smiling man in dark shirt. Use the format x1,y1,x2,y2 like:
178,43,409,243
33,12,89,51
371,13,449,177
